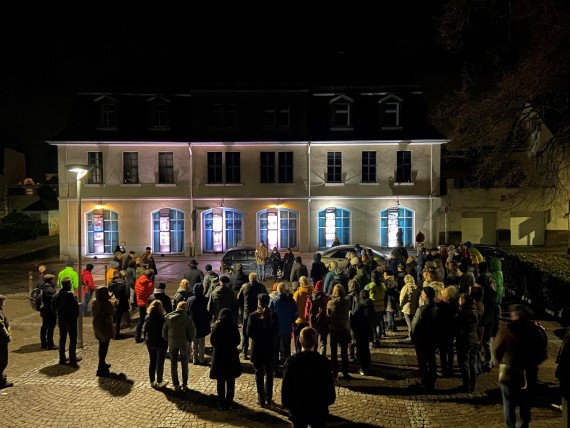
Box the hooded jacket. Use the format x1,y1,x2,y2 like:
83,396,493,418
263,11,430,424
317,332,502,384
135,274,154,308
186,283,212,339
489,258,504,303
454,300,480,347
293,283,313,324
162,308,196,349
305,288,329,334
399,281,420,316
92,287,115,342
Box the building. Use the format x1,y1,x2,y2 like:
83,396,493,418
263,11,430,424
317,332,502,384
49,52,448,259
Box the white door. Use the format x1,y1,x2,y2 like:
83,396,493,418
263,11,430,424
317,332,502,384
510,213,545,245
461,213,497,244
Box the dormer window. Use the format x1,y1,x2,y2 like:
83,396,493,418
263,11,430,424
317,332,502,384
211,104,236,128
330,95,354,130
147,96,170,130
95,96,118,131
379,95,403,129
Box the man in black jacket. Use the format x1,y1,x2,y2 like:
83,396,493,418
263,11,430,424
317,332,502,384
52,278,81,367
237,272,266,359
282,326,336,426
148,282,173,314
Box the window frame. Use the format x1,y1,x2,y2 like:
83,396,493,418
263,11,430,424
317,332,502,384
158,152,174,184
211,103,237,129
260,151,293,184
123,152,139,184
361,151,377,183
264,105,290,128
330,95,354,130
148,98,170,130
207,152,241,184
87,151,103,184
396,150,412,183
327,151,342,183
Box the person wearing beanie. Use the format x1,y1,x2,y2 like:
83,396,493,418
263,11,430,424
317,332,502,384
57,259,79,294
148,282,173,314
304,280,329,356
208,273,236,322
246,293,279,407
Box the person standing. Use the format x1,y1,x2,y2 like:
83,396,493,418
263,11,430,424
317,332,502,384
108,271,129,339
255,241,269,281
183,260,204,286
208,275,237,322
247,293,279,407
142,246,158,275
399,274,420,339
350,289,375,376
327,284,352,380
186,283,212,365
282,248,295,286
0,294,13,389
281,326,336,427
455,294,480,393
52,278,81,367
162,301,196,392
310,252,327,285
555,324,570,427
415,229,425,253
292,276,313,353
210,307,242,410
143,300,169,388
81,264,96,317
39,273,58,349
493,304,548,428
237,272,267,360
270,282,297,373
92,286,115,377
57,259,79,294
269,247,282,279
305,280,329,357
135,269,155,343
411,286,440,392
147,282,173,315
290,256,308,291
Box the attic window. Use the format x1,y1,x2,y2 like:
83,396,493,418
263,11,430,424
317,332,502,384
147,97,170,130
379,95,403,130
95,96,118,131
330,95,354,130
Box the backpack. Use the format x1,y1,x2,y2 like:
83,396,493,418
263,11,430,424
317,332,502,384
30,287,43,311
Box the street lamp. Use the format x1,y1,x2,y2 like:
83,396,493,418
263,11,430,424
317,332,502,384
65,164,92,349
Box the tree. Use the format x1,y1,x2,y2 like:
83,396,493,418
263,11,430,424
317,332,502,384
434,0,570,203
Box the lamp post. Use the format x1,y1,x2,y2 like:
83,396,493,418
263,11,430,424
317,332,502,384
65,164,92,349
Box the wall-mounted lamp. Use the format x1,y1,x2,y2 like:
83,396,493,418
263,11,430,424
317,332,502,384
220,198,224,208
95,198,105,209
396,196,400,206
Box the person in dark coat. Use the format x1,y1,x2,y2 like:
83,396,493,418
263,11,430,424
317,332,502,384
52,278,81,367
282,326,336,427
148,282,173,314
555,324,570,426
0,294,13,389
454,293,480,393
327,284,352,380
290,256,308,289
210,307,242,410
269,282,298,370
282,248,295,284
237,272,266,359
476,262,498,372
246,293,279,407
208,276,237,322
186,282,212,365
305,280,329,356
350,289,375,376
269,247,282,278
143,299,169,388
39,273,58,349
310,252,327,285
92,286,115,377
230,263,248,293
108,271,130,339
183,259,204,286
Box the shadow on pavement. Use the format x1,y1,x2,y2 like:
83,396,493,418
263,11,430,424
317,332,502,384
97,372,135,397
13,343,48,354
40,363,80,377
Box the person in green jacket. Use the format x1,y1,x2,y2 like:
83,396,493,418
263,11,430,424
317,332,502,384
489,258,504,304
57,259,79,294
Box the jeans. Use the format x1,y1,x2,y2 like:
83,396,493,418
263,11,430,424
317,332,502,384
386,311,396,332
98,339,110,371
373,311,384,341
40,312,57,347
457,342,478,391
415,343,437,389
169,345,189,386
241,314,251,356
135,306,147,341
500,383,531,428
481,324,493,369
147,345,167,383
58,320,78,363
257,264,266,280
253,361,274,403
330,329,350,376
192,337,205,363
82,289,93,316
403,313,413,338
217,378,236,407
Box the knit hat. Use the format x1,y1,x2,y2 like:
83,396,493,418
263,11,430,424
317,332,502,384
205,264,213,271
314,280,324,292
157,282,166,290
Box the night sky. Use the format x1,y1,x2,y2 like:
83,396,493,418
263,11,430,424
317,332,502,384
1,7,460,182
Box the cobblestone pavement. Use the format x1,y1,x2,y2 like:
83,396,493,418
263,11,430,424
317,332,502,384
0,252,566,427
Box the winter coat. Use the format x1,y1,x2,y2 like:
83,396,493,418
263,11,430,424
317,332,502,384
183,267,204,286
92,295,115,342
476,273,497,326
305,290,329,335
230,270,248,292
283,252,295,277
290,261,309,283
237,280,267,318
556,327,570,399
39,281,57,315
410,298,440,345
162,308,196,350
81,269,95,293
210,308,242,380
172,289,192,309
454,302,480,348
310,253,327,284
52,288,79,324
489,258,504,303
350,291,374,342
208,284,236,321
367,281,386,313
247,309,279,365
353,267,370,290
148,290,173,314
399,283,420,316
203,271,219,297
143,312,168,348
323,270,336,296
327,296,350,333
57,266,79,293
269,292,298,337
135,274,154,308
186,284,212,339
293,284,313,324
384,277,399,312
108,278,129,312
256,244,269,265
423,281,444,302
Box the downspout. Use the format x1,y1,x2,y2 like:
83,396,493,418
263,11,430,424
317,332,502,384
189,143,195,257
307,141,311,252
430,144,434,246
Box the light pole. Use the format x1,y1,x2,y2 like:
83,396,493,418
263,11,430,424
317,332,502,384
65,164,92,349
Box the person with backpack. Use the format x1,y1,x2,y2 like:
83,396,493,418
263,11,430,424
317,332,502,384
203,264,219,297
38,273,58,350
305,280,329,357
81,264,95,317
52,278,81,367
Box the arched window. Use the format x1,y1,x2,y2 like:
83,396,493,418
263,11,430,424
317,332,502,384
87,209,119,254
152,208,185,254
318,207,351,248
380,207,414,247
257,208,298,251
202,208,243,253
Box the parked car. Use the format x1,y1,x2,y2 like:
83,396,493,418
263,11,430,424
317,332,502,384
220,246,275,277
317,245,389,269
472,244,508,261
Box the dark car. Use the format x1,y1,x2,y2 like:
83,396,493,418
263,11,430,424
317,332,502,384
220,247,274,277
473,244,508,261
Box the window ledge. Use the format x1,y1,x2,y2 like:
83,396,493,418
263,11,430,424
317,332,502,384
393,182,414,186
156,183,177,187
325,182,344,186
149,127,171,132
260,182,295,185
85,183,105,187
381,126,403,130
120,183,142,187
205,183,244,187
359,182,379,185
330,127,354,131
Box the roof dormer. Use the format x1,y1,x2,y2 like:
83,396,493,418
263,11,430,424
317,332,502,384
329,95,354,130
379,94,403,130
94,95,119,131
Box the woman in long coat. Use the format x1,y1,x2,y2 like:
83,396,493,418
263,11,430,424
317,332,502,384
210,308,242,410
92,286,115,377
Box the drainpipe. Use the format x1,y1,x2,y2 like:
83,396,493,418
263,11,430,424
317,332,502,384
188,143,195,257
307,142,311,252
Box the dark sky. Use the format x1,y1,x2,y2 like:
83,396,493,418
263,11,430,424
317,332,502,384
0,7,461,181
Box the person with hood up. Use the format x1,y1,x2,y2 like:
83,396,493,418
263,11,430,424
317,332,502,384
399,274,420,339
289,256,308,290
269,282,297,372
210,307,242,410
304,279,329,356
351,289,375,376
327,284,352,380
163,301,196,392
310,252,327,285
135,269,155,343
292,276,313,353
186,282,212,365
183,260,203,286
202,264,219,297
92,286,115,377
57,259,79,294
489,257,505,304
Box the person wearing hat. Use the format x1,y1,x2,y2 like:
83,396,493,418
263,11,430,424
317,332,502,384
183,260,204,286
202,264,219,297
82,264,96,317
246,293,279,407
237,272,266,359
148,282,173,314
39,273,58,349
57,258,79,294
208,275,236,322
106,261,120,287
0,294,13,388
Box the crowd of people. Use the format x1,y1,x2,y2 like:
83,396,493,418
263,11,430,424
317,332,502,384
0,240,567,427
